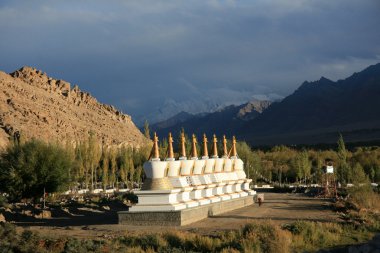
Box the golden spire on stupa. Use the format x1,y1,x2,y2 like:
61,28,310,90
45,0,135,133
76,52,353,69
179,132,187,159
211,134,218,158
202,133,209,158
166,132,174,160
222,135,228,157
150,132,160,160
230,136,237,158
190,134,198,159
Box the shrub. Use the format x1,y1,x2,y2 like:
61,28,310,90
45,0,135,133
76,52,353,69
139,233,167,251
0,194,8,207
124,192,138,204
63,238,104,253
348,185,380,210
0,222,18,251
242,222,291,253
0,139,73,201
285,221,348,251
163,231,184,249
193,235,221,252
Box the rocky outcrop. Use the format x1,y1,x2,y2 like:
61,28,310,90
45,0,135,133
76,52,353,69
0,66,149,148
237,100,272,121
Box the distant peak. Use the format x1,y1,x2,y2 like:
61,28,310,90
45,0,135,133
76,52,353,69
319,76,331,82
299,76,333,90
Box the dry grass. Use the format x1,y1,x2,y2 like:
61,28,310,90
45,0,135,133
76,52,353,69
349,185,380,211
0,217,378,253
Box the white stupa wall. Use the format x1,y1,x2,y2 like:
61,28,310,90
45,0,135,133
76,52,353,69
130,157,256,212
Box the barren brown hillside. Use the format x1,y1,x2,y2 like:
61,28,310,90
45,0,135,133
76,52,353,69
0,66,149,149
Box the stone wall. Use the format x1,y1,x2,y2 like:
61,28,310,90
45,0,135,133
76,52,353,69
118,195,254,226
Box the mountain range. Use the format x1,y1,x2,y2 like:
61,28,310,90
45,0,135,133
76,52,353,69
150,100,272,138
152,63,380,146
2,63,379,148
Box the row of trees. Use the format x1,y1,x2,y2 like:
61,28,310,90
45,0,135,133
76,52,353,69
0,132,151,201
69,132,149,191
237,135,380,186
1,128,380,201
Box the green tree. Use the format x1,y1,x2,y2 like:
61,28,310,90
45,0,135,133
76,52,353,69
294,151,311,183
236,141,257,180
337,134,351,184
251,152,262,182
109,147,117,188
128,158,135,189
0,139,72,201
135,165,143,185
144,120,150,139
118,147,129,187
87,131,102,190
101,148,109,190
351,163,368,185
159,137,168,159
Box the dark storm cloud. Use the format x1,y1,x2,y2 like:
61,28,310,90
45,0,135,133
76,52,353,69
0,0,379,124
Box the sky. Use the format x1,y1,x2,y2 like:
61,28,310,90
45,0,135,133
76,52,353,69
1,0,380,125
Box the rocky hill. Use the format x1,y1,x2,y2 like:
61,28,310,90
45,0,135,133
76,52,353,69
240,63,380,145
0,66,149,149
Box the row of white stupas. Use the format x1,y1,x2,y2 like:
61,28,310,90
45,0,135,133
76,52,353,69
129,132,256,212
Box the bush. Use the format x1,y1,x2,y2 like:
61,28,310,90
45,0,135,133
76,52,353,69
0,139,73,201
348,185,380,210
163,231,184,249
282,221,375,252
242,222,291,253
139,233,167,251
124,192,138,204
0,194,8,207
64,238,104,253
0,222,18,251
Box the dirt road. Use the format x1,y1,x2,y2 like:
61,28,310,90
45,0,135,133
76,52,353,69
17,192,340,238
185,192,339,233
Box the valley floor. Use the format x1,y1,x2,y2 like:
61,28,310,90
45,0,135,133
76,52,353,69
15,192,339,238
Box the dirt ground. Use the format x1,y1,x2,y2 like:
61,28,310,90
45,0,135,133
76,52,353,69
15,192,340,238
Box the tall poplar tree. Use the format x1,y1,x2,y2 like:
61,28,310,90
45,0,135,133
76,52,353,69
88,131,101,190
337,134,351,184
109,147,117,188
101,147,109,190
128,158,135,189
144,120,150,139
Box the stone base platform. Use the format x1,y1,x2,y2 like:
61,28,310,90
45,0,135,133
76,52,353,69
118,195,254,226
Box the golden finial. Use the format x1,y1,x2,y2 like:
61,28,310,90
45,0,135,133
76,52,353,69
230,136,237,157
211,134,218,158
190,134,198,158
167,132,174,159
150,132,160,160
222,135,228,157
202,133,208,158
180,132,186,158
